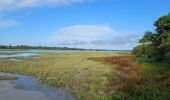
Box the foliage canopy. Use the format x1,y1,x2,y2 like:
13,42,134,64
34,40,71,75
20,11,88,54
133,12,170,61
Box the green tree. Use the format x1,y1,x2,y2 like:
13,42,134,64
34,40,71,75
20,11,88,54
133,12,170,61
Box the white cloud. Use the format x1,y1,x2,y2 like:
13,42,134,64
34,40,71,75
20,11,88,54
57,25,114,36
0,0,86,12
0,19,18,28
48,24,140,50
49,24,115,41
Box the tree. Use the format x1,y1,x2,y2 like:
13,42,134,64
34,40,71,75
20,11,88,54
132,44,153,58
133,12,170,61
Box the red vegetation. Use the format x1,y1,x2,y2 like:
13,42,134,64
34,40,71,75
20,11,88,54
88,56,142,92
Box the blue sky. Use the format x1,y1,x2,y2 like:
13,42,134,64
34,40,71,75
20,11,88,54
0,0,169,50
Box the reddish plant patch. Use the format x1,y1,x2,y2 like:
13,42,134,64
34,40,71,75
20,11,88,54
88,56,142,92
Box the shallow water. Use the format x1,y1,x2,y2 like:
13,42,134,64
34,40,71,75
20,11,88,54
0,49,82,58
9,58,22,61
0,53,37,58
0,49,127,53
0,72,75,100
0,49,81,53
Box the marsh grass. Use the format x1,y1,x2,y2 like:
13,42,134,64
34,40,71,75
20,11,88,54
89,55,170,100
0,52,118,100
88,56,141,91
1,52,168,100
0,75,17,80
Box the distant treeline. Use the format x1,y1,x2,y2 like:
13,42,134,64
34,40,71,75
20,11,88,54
0,45,130,51
0,45,86,50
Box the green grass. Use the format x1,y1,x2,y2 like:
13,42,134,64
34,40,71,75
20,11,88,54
0,52,169,100
0,52,120,100
88,55,170,100
122,59,170,100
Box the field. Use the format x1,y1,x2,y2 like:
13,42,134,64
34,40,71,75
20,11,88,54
0,52,169,100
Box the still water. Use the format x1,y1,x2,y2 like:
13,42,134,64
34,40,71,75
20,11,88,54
0,49,81,58
0,72,75,100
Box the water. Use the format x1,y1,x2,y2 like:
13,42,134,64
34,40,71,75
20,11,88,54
0,49,128,59
0,72,75,100
0,53,37,58
0,50,76,100
9,58,22,61
0,49,82,58
0,49,81,53
0,49,127,53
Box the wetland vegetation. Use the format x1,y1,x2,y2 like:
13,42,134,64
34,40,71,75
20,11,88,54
0,5,169,100
0,75,17,80
0,51,120,99
0,51,169,100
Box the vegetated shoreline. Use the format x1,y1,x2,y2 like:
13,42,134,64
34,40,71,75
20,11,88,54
0,45,84,50
0,45,131,52
0,51,168,100
0,75,17,80
0,52,118,100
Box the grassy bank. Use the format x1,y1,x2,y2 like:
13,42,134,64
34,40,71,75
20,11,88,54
0,52,121,99
0,52,169,100
0,75,17,80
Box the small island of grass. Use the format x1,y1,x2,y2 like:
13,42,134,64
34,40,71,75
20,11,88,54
0,75,17,80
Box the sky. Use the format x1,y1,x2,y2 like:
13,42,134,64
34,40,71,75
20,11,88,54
0,0,170,50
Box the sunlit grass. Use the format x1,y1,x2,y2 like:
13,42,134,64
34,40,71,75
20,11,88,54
1,52,168,100
0,52,119,100
89,55,170,100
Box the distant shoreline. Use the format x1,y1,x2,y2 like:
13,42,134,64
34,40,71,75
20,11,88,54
0,45,131,52
0,49,131,52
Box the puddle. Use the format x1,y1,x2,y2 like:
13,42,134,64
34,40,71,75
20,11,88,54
0,53,37,58
9,58,22,61
54,58,63,61
28,56,39,58
0,72,75,100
